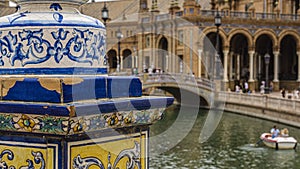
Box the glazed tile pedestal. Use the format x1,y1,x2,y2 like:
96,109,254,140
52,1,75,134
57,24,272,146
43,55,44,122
0,76,172,168
0,0,173,168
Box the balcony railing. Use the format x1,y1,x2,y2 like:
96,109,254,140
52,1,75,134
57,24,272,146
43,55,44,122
140,10,299,25
256,12,276,19
280,14,298,20
200,10,225,17
156,14,170,21
230,11,251,19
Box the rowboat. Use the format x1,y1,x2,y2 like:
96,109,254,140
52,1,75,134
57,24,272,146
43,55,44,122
260,133,297,150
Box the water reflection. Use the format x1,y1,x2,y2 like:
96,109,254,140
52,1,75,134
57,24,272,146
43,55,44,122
149,105,300,168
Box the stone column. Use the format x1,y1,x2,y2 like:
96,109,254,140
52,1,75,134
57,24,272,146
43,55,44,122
237,54,240,80
204,51,209,78
273,51,279,82
249,51,255,82
223,50,229,82
189,30,193,72
152,33,156,68
135,55,138,68
263,0,267,13
132,55,135,68
138,32,144,73
165,55,169,72
258,54,261,81
172,25,177,73
120,55,123,70
297,52,300,82
198,49,202,78
253,53,257,80
229,52,233,80
279,0,282,14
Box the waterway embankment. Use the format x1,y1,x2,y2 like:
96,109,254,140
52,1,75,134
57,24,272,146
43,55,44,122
218,92,300,128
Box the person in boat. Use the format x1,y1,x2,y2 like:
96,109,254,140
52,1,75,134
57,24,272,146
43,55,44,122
270,125,280,138
280,128,289,137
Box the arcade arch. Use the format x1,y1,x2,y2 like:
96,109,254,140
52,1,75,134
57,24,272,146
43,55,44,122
279,35,298,81
255,34,274,85
122,49,132,69
203,32,224,79
107,49,117,71
229,33,250,82
158,36,168,72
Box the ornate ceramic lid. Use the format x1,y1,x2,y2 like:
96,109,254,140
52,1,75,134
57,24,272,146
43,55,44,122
0,0,107,75
12,0,89,5
2,0,103,28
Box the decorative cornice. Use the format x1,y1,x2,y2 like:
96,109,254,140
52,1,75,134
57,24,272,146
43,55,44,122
0,107,166,135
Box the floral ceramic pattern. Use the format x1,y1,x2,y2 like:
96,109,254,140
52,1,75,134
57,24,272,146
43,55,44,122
12,114,69,134
0,114,15,130
0,27,106,67
0,108,164,135
69,108,164,134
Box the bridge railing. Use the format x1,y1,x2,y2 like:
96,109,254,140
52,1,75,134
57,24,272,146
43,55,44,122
219,91,300,114
137,73,214,91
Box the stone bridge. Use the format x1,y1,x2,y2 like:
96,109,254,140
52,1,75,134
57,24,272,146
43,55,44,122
137,73,216,107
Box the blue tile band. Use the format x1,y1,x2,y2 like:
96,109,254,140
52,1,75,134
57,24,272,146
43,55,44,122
2,76,143,103
0,68,107,75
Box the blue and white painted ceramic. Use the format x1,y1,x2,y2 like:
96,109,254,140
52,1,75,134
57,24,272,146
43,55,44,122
0,0,106,75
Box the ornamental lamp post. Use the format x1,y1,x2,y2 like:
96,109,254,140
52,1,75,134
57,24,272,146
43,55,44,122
101,2,109,73
264,53,271,94
101,2,109,26
117,29,123,72
214,11,222,80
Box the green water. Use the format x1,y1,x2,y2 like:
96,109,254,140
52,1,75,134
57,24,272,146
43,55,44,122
149,105,300,169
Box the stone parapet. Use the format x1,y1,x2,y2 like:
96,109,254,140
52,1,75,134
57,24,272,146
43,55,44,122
218,92,300,128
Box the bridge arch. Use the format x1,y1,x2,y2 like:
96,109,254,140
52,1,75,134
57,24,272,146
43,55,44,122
140,74,214,107
143,85,209,107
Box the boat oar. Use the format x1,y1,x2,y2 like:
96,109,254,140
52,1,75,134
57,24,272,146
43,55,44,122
294,143,297,151
255,139,263,146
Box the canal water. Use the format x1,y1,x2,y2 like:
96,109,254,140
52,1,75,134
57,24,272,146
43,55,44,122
149,105,300,169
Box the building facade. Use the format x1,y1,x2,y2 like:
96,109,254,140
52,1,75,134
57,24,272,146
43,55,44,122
1,0,300,91
94,0,300,92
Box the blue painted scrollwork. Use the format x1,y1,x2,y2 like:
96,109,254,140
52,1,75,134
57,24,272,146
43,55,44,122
0,28,105,67
7,11,30,24
51,28,69,40
0,150,45,169
66,28,93,65
73,155,105,169
50,3,63,11
32,151,45,169
0,149,14,169
50,3,63,23
113,141,141,169
18,29,51,66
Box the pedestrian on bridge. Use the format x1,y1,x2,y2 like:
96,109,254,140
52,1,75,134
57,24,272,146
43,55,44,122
281,88,286,98
260,81,265,94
